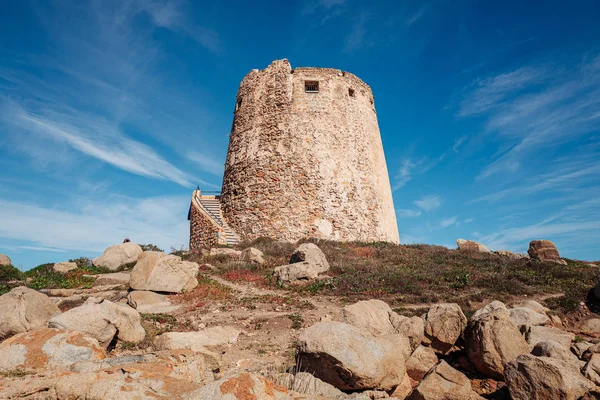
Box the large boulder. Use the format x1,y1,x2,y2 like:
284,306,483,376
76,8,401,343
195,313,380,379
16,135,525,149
528,240,567,265
531,340,581,367
296,321,407,391
407,361,472,400
127,290,179,314
583,354,600,385
290,243,329,270
183,373,294,400
342,299,396,335
465,301,529,380
273,372,346,399
130,251,199,293
423,303,467,354
92,271,131,288
581,319,600,337
92,242,143,270
456,238,490,253
0,254,11,266
274,262,324,282
0,286,61,339
48,298,145,347
0,328,105,371
496,250,527,260
509,307,549,327
241,247,265,265
524,325,574,348
392,314,425,352
406,345,439,382
510,300,550,314
53,261,78,273
275,243,330,283
154,326,241,353
505,354,594,400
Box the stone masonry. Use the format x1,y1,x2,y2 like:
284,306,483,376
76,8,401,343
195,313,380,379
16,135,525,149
215,59,399,244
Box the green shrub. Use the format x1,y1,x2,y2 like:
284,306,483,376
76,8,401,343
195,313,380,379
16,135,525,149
0,264,24,282
140,244,164,252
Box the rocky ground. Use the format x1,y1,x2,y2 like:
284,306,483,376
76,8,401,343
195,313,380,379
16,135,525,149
0,238,599,399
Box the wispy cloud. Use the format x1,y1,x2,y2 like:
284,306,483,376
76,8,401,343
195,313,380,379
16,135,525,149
344,12,371,53
404,3,430,27
393,158,416,190
186,152,225,176
440,216,458,228
397,209,422,218
414,195,441,212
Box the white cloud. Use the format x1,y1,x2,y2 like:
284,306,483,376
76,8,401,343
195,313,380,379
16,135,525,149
0,196,190,255
393,158,416,191
186,152,225,176
396,209,422,218
440,216,458,228
414,195,441,212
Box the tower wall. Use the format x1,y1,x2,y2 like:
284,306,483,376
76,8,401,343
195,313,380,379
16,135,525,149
220,59,399,243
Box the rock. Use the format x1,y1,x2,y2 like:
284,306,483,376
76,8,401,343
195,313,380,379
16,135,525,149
495,250,527,259
531,340,581,367
456,238,490,253
241,247,265,265
465,301,529,380
505,354,594,400
273,372,346,399
209,248,242,257
342,299,396,335
509,307,549,327
581,319,600,336
130,251,199,293
48,298,145,347
525,325,575,348
290,243,330,270
406,345,438,382
0,328,105,371
155,326,241,353
392,315,425,352
275,261,323,282
391,373,413,400
423,303,467,354
183,373,293,400
583,354,600,385
0,254,11,266
296,321,407,391
53,261,78,273
127,290,180,313
406,361,472,400
0,286,61,339
528,240,567,265
510,299,550,314
92,242,143,270
583,343,600,361
572,341,594,359
92,271,131,288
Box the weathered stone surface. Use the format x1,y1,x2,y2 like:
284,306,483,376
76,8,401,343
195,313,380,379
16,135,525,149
583,343,600,361
184,373,294,400
274,261,322,282
495,250,527,259
572,341,594,359
525,325,575,348
209,247,242,257
154,326,241,353
456,238,490,253
528,240,567,265
290,243,330,270
407,361,472,400
509,307,549,327
391,373,413,400
0,286,61,339
127,290,180,313
510,299,550,314
296,321,406,391
130,251,199,293
531,340,581,367
406,345,438,382
274,372,346,399
342,299,395,335
241,247,265,265
581,318,600,336
0,254,11,266
465,301,529,380
53,261,78,273
423,303,467,354
48,298,144,347
583,354,600,385
505,354,594,400
92,271,130,288
0,328,105,371
392,315,425,352
92,242,142,270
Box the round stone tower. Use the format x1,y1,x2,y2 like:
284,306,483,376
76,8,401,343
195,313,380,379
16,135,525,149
220,59,399,243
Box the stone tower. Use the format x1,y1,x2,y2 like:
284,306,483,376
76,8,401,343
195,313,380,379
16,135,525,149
218,59,399,244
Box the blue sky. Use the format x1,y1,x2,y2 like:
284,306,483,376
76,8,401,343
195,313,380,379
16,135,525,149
1,0,599,269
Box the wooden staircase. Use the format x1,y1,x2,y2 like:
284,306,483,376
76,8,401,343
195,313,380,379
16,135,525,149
194,193,240,246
